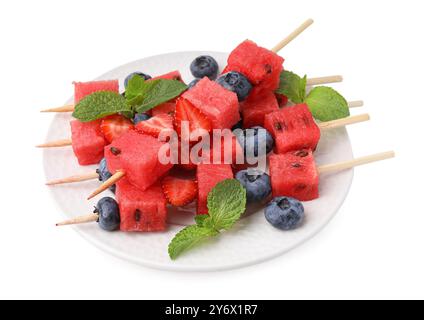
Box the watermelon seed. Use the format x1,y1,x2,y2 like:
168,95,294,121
295,150,309,158
292,163,302,168
135,209,141,222
275,122,282,131
110,147,121,156
265,64,272,74
295,184,307,192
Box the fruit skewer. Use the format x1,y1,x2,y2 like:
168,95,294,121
84,113,370,200
39,18,330,114
40,75,345,113
36,100,365,149
44,113,370,186
44,112,370,186
55,151,395,229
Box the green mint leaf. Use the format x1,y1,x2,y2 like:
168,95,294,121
168,179,247,260
72,91,131,122
275,70,307,104
194,215,209,226
134,79,187,113
305,86,350,121
168,225,219,260
208,179,247,231
125,75,156,103
125,75,187,113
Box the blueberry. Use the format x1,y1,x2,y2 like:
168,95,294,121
96,158,116,193
124,72,152,88
188,78,201,89
133,113,151,124
234,126,274,158
190,56,219,80
236,169,271,203
265,197,305,230
216,72,252,101
95,197,120,231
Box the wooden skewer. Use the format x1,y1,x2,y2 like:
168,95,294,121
46,172,99,186
272,19,314,53
56,151,395,227
56,213,98,227
347,100,364,108
318,151,395,174
40,104,74,113
36,139,72,148
306,75,342,86
87,170,126,200
318,114,369,130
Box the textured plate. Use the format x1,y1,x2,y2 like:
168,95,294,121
43,51,354,272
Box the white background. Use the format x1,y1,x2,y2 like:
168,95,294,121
0,0,422,299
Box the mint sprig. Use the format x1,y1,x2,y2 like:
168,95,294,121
168,179,247,260
275,70,350,122
168,226,219,261
72,91,131,122
72,75,187,122
305,86,350,121
126,75,187,113
275,70,307,104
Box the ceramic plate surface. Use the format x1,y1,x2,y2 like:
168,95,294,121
43,51,354,272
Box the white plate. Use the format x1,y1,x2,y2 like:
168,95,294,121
43,51,354,272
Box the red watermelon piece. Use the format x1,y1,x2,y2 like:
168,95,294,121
227,40,284,91
116,178,167,232
264,104,321,154
240,90,279,128
151,102,176,117
70,120,107,165
74,80,119,104
269,149,319,201
70,80,120,165
105,131,173,191
196,164,234,215
152,70,183,82
182,77,240,129
206,132,243,165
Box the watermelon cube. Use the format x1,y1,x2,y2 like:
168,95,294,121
105,131,173,191
70,120,107,165
74,80,119,104
264,104,321,154
269,149,319,201
240,90,279,128
116,178,167,232
182,77,240,129
207,131,243,165
196,164,234,215
227,40,284,91
151,102,176,117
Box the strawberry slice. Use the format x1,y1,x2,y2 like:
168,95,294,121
100,114,134,143
174,98,212,140
162,176,198,207
135,113,174,138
